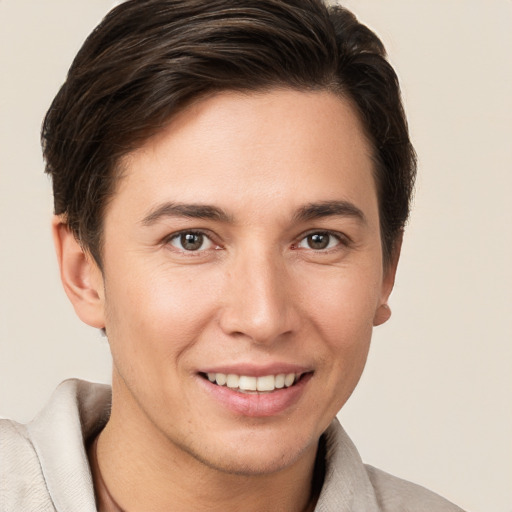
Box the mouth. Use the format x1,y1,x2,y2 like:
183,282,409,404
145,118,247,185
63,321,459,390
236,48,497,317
200,372,308,394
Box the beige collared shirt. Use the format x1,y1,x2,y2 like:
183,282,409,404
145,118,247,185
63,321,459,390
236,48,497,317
0,379,464,511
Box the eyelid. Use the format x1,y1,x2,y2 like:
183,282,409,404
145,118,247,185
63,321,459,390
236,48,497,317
161,228,351,253
163,229,221,253
293,229,351,251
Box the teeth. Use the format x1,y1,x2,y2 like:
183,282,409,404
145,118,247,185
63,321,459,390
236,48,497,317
256,375,275,391
284,373,295,387
226,374,239,388
215,373,227,386
205,372,300,392
275,374,285,389
239,376,257,391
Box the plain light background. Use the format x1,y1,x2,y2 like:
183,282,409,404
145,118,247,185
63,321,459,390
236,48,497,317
0,1,511,511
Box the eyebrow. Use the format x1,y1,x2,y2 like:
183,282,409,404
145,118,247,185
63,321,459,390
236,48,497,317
293,200,367,224
141,199,366,227
141,202,232,226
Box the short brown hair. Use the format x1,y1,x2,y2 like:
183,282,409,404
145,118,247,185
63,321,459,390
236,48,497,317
42,0,416,266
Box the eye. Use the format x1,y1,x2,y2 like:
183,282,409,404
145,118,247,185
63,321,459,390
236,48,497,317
168,231,215,252
296,231,343,251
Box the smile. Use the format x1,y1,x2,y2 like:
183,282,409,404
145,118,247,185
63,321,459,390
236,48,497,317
203,372,302,393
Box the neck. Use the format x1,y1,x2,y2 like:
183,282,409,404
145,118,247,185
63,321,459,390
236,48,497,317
93,380,322,512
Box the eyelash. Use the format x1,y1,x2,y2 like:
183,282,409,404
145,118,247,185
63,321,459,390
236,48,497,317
164,229,350,254
293,230,350,252
164,230,220,254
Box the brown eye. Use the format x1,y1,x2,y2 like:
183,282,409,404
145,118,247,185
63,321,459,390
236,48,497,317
296,231,342,251
307,233,330,250
169,231,213,251
181,233,203,251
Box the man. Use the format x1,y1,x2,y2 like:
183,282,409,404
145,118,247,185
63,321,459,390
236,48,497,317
1,1,465,510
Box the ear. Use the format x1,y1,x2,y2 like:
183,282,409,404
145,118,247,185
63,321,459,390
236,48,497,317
373,232,403,327
52,216,106,329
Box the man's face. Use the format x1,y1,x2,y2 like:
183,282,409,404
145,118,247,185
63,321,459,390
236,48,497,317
92,89,395,475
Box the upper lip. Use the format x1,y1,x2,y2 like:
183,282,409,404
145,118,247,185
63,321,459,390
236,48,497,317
198,363,312,377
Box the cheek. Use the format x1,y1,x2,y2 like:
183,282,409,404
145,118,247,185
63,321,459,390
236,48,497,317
302,267,382,343
299,265,381,403
103,264,222,370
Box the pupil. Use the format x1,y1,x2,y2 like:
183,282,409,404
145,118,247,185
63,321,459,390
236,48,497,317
308,233,329,250
181,233,203,251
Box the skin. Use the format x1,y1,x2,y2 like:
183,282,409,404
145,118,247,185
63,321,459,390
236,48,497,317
54,89,398,512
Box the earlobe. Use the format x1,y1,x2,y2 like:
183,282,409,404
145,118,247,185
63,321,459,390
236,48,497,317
52,216,105,329
373,303,391,326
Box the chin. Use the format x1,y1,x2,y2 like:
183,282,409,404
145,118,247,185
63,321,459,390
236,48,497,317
175,427,317,477
195,447,305,477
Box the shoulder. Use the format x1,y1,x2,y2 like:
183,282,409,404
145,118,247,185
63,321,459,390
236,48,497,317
365,465,465,512
317,419,465,512
0,418,36,470
0,418,56,511
0,379,111,512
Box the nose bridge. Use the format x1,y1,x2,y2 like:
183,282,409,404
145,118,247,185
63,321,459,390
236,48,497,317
219,243,297,344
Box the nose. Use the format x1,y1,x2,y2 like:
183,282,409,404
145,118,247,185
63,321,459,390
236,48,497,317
218,248,300,345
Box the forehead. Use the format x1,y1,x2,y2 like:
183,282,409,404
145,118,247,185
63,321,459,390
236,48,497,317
111,88,377,223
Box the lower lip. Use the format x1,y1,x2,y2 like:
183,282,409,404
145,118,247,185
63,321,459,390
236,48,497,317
198,373,312,418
